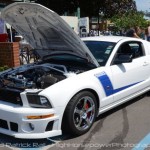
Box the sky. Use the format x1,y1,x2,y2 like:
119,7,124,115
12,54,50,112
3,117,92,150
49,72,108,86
135,0,150,11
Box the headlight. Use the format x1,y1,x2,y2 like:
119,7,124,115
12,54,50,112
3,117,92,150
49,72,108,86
27,93,52,108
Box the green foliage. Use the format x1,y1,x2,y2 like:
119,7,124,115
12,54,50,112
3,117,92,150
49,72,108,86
0,66,9,72
36,0,137,18
144,11,150,18
35,0,147,31
111,11,147,30
100,0,137,18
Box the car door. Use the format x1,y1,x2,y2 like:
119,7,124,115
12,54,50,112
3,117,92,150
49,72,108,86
110,41,150,102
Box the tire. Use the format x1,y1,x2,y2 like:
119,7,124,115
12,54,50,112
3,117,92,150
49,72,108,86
62,91,98,136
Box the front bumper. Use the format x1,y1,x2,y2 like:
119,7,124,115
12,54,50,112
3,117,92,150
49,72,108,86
0,101,62,139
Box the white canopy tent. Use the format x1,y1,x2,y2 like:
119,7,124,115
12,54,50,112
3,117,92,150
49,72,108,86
0,12,13,42
0,1,36,42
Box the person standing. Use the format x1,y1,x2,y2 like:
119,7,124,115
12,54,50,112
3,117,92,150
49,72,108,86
147,23,150,41
136,26,145,40
126,27,140,38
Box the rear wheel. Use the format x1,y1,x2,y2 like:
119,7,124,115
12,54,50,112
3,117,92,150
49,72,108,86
62,91,98,135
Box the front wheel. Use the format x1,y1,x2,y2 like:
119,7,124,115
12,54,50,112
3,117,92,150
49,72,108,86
62,91,98,136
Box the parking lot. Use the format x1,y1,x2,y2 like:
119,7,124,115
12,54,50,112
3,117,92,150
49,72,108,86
0,93,150,150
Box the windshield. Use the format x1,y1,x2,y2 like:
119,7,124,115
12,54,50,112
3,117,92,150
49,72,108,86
84,41,116,66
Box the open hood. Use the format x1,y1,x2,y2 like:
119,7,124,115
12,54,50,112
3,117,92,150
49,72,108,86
1,2,99,67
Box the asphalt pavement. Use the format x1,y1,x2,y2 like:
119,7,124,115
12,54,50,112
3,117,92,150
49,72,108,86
0,93,150,150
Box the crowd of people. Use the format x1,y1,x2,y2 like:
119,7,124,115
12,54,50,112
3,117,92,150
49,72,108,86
126,25,148,40
87,24,150,42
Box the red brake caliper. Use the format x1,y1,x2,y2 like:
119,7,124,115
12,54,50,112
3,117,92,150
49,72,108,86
85,102,91,118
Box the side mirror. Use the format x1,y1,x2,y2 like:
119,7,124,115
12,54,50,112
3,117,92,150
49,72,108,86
114,53,133,64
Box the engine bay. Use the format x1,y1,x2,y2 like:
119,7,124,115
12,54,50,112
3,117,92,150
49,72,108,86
0,63,76,90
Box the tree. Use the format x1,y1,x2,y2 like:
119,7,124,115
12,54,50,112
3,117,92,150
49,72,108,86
100,0,137,18
143,10,150,19
111,11,147,31
36,0,137,19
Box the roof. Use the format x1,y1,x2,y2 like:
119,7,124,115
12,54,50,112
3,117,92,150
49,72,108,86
81,36,134,43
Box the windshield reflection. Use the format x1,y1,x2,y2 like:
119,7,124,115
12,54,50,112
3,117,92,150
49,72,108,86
84,41,116,66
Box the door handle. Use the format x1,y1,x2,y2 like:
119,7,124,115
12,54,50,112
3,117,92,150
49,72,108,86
143,62,149,66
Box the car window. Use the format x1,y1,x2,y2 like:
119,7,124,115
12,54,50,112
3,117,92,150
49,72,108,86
84,41,116,66
129,43,144,58
117,42,144,59
111,41,145,65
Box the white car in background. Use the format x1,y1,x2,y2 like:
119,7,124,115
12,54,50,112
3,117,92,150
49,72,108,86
0,3,150,139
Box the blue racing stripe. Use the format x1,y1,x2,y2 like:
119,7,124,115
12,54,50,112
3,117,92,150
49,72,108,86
113,81,142,94
96,73,113,96
95,72,143,97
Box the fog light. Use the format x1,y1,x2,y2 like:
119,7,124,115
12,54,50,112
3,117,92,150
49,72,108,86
29,123,35,130
22,123,35,132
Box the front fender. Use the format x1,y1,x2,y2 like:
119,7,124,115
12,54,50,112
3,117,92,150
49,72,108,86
39,72,106,108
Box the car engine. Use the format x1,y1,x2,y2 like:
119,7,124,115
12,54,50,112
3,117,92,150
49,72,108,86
0,61,93,106
0,63,74,90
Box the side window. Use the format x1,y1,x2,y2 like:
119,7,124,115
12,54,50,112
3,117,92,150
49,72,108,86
117,42,144,59
118,43,132,54
111,42,144,65
129,42,144,58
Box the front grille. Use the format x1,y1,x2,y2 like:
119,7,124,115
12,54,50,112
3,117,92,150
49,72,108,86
0,119,18,132
0,87,23,106
0,119,8,130
10,122,18,132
